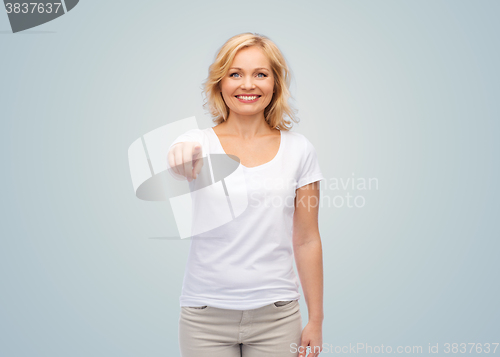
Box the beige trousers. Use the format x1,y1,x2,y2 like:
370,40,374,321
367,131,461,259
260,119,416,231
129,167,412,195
179,300,302,357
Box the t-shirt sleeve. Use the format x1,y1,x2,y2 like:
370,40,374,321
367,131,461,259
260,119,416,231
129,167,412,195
296,136,325,189
167,128,205,181
167,128,204,152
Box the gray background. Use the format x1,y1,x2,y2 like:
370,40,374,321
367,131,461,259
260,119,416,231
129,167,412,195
1,0,498,356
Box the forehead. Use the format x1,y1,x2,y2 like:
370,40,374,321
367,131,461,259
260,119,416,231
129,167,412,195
231,46,271,69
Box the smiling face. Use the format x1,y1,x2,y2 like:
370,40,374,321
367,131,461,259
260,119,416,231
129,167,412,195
219,46,275,119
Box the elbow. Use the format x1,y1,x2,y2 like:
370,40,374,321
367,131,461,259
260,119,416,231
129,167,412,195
292,230,321,248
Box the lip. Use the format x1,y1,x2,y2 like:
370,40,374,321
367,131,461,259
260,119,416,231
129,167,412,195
235,95,261,103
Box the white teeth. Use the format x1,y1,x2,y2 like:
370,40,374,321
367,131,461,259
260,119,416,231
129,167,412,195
237,96,258,100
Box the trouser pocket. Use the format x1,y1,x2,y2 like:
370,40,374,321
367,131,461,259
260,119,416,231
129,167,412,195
273,300,293,307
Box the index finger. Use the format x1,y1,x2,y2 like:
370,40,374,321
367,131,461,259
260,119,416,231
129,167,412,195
192,145,203,179
182,145,194,182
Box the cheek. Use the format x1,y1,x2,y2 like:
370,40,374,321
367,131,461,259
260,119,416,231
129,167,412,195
265,81,275,94
266,82,275,96
221,82,237,95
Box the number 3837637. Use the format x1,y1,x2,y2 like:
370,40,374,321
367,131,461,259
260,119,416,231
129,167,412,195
5,2,63,14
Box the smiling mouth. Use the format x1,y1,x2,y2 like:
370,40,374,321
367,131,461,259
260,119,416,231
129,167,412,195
235,95,261,100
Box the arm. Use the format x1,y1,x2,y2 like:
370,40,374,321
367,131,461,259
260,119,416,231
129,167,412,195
293,180,323,357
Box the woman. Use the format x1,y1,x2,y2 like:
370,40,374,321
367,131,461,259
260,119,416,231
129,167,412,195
168,33,324,357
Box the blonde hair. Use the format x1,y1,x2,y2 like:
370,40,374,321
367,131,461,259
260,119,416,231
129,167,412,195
202,33,299,131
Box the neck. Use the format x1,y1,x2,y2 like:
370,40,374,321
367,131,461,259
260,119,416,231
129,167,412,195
220,112,276,139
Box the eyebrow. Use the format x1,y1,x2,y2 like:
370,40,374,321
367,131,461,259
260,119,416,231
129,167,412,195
229,67,270,71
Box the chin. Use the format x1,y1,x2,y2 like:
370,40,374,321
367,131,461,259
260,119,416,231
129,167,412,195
234,111,263,117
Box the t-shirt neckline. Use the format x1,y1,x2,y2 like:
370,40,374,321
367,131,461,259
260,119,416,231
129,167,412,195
209,127,284,171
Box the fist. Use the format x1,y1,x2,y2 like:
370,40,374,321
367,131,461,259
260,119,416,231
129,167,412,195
167,142,204,182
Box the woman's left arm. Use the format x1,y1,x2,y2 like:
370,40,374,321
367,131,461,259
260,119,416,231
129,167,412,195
293,180,323,357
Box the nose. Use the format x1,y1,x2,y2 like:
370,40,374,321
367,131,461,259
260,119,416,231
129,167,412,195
241,76,255,90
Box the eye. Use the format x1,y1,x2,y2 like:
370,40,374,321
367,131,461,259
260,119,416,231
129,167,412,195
257,73,268,78
229,72,241,78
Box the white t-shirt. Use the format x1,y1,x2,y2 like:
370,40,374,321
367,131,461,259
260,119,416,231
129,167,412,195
167,126,325,310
